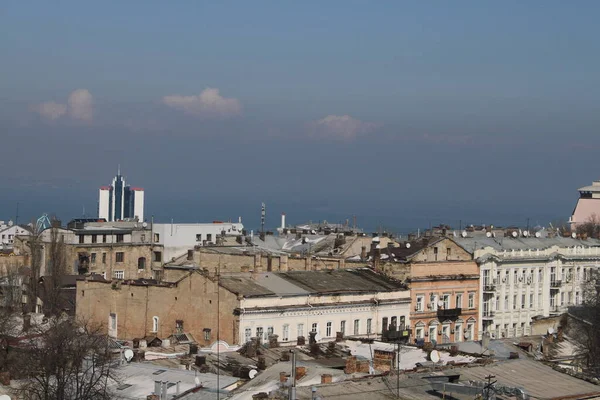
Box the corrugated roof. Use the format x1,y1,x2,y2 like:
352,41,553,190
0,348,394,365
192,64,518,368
452,235,600,254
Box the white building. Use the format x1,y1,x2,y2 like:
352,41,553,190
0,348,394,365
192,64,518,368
0,221,31,250
570,179,600,230
98,169,144,222
453,232,600,339
152,221,243,262
219,268,411,345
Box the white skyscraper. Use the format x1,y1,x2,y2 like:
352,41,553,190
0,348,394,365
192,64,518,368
98,169,145,222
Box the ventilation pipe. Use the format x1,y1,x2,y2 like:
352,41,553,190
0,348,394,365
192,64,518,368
281,213,286,230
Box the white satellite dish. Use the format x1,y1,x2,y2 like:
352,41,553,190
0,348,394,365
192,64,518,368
7,220,13,227
535,231,541,238
523,231,529,237
124,349,134,362
142,222,148,228
512,231,518,238
375,244,381,249
0,395,12,400
315,333,322,342
195,377,201,386
430,350,440,363
405,243,411,249
548,327,554,335
372,236,380,243
486,232,492,238
437,300,444,308
571,232,577,239
248,369,258,379
461,231,467,238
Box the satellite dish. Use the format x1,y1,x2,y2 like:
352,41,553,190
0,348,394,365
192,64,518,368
375,244,381,249
571,232,577,239
512,231,518,238
535,231,541,238
142,222,148,228
430,350,440,363
523,231,529,237
195,377,201,386
0,396,12,400
7,220,13,227
248,369,258,379
548,327,554,335
315,333,322,342
486,232,492,238
405,243,411,249
124,349,134,362
372,236,380,243
437,300,444,308
461,231,467,238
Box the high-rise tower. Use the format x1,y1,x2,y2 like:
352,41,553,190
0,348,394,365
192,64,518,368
98,168,144,222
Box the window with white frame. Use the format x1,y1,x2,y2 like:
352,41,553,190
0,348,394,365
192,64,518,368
366,319,372,335
513,294,517,310
267,326,273,340
538,293,543,308
353,319,359,335
297,324,304,338
282,324,289,341
428,325,436,339
114,270,124,280
326,322,332,337
456,293,463,309
495,295,500,311
340,320,346,335
311,323,317,334
416,295,424,312
455,324,462,342
416,327,424,339
468,293,475,308
442,294,450,309
256,327,263,341
504,295,508,310
245,328,251,343
514,270,518,284
521,294,525,309
152,316,159,333
530,293,534,308
430,294,438,310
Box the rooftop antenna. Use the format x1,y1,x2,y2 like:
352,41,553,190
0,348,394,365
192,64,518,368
14,202,19,227
260,202,265,234
117,164,121,176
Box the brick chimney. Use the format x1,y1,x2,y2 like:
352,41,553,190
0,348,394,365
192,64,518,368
321,374,332,384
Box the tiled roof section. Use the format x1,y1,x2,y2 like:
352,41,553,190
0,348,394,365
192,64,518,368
277,268,406,294
383,237,444,261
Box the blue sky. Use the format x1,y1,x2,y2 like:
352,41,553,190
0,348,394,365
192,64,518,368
1,1,599,232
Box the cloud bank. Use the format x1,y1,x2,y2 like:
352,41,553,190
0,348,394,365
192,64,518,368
162,88,242,118
308,115,380,140
33,89,94,122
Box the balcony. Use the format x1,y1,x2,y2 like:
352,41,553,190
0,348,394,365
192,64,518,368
550,280,562,288
482,310,495,320
483,283,496,293
437,308,462,319
550,305,567,315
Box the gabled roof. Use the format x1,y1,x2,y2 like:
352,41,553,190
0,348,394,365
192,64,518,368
382,237,446,262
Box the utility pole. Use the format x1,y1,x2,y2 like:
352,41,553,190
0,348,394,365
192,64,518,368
289,350,296,400
483,374,496,400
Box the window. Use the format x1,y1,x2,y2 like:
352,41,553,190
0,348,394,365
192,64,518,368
521,294,525,309
267,326,274,340
455,324,462,342
353,319,359,335
116,252,124,263
466,323,474,340
91,234,97,244
154,233,160,242
245,328,251,343
380,318,386,332
91,253,96,264
102,234,107,243
367,319,372,335
456,293,463,309
430,294,438,310
256,327,263,340
110,313,117,330
114,270,124,279
514,270,518,284
204,328,211,341
152,316,159,332
576,291,580,305
79,235,85,244
495,296,500,311
538,293,542,308
446,247,451,259
504,296,509,310
560,292,565,306
429,326,436,339
433,247,438,261
196,234,202,242
283,324,290,341
297,324,304,338
176,320,184,332
530,294,534,308
341,320,346,335
513,295,517,310
550,267,556,284
138,257,146,270
101,271,106,279
416,327,424,339
390,316,397,329
416,295,424,312
102,253,107,264
116,234,124,243
442,294,450,309
326,322,332,337
141,234,146,242
311,323,317,333
468,293,475,309
153,251,162,262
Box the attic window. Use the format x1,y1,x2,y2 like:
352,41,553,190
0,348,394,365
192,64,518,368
117,384,132,390
152,370,166,375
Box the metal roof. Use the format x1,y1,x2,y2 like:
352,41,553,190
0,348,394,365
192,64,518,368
452,235,600,254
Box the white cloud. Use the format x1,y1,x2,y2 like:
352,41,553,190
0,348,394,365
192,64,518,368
162,88,242,118
35,102,67,120
32,89,94,122
309,115,380,140
67,89,93,121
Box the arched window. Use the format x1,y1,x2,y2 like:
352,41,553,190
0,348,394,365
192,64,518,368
152,316,159,333
138,257,146,270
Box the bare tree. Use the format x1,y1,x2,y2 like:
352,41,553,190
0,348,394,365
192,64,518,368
44,227,68,316
26,225,44,314
15,318,118,400
576,214,600,239
0,261,25,372
569,269,600,375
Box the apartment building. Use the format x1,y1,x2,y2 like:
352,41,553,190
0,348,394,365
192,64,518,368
453,231,600,338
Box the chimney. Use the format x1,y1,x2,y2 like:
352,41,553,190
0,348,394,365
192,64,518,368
321,374,332,384
281,213,286,230
279,371,288,383
161,381,167,400
360,246,367,261
154,381,161,396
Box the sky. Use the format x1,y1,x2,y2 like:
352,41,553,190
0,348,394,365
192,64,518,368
1,1,600,233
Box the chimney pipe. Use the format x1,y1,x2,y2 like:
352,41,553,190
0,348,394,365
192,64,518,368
161,381,167,400
154,381,161,396
281,213,286,230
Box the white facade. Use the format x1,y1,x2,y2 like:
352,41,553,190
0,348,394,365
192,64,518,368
238,291,411,345
153,221,243,262
132,190,144,222
474,240,600,338
98,188,110,221
0,223,30,249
